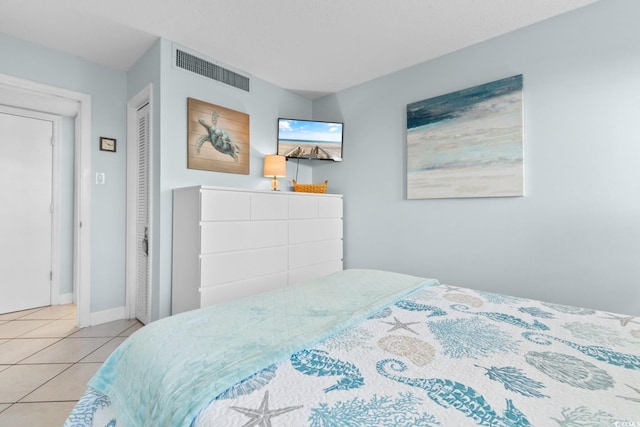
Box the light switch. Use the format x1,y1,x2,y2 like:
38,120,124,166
96,172,106,185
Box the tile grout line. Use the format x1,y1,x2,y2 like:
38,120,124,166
1,308,78,409
16,363,75,404
0,305,143,421
0,306,81,413
10,313,77,364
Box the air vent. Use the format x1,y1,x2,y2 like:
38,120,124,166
175,49,250,92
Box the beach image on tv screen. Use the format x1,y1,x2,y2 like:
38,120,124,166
278,119,343,161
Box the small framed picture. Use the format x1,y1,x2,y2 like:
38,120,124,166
100,137,116,152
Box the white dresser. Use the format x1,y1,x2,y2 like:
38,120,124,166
171,186,343,314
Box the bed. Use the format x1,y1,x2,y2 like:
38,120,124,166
65,269,640,426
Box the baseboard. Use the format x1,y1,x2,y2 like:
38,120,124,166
90,306,126,326
58,293,74,305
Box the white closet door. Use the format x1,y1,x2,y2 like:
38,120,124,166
135,103,151,324
0,112,53,313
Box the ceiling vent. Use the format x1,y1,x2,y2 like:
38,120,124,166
175,48,250,92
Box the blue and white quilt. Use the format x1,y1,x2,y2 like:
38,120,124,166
66,270,640,427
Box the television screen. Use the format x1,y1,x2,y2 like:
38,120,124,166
277,118,343,161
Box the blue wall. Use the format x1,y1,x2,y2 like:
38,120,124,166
1,32,313,322
0,33,128,314
130,40,314,320
313,0,640,315
3,0,638,320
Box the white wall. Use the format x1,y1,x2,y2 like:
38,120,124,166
313,0,640,315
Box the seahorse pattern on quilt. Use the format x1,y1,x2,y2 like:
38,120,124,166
68,274,640,426
86,269,435,427
194,283,640,426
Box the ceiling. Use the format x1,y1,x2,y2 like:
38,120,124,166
0,0,599,99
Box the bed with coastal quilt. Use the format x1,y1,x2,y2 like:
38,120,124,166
65,269,640,427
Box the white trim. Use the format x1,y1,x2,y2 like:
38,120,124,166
75,97,92,327
59,293,74,305
0,73,92,327
126,84,153,322
90,305,126,326
50,116,61,305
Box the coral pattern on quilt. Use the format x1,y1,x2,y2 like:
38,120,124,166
66,283,640,427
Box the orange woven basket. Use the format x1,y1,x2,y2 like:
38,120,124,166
292,180,328,193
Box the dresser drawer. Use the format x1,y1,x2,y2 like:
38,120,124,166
289,196,318,219
289,240,343,270
201,247,288,287
251,193,288,220
289,218,342,244
288,260,343,286
318,197,343,218
200,272,288,306
201,221,288,254
201,190,250,221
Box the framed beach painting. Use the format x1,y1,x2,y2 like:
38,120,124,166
406,75,524,199
187,98,249,174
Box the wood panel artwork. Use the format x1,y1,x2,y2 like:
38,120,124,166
187,98,249,174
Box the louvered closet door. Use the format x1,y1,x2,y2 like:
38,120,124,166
135,103,151,324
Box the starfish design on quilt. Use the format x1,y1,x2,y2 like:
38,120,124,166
230,391,303,427
599,312,640,327
442,285,466,293
617,383,640,403
382,316,420,335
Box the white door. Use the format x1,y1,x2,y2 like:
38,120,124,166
0,112,53,313
135,103,151,324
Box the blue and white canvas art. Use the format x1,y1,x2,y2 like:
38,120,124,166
407,75,524,199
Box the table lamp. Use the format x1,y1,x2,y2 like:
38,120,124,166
263,154,286,191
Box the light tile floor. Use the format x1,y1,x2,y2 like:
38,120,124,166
0,304,143,426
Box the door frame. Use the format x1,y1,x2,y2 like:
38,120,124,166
0,73,92,327
0,105,61,308
126,84,154,321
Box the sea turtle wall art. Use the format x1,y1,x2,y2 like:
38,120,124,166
187,98,249,174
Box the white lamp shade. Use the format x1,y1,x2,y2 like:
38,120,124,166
263,154,286,177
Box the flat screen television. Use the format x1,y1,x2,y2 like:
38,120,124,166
277,118,343,161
